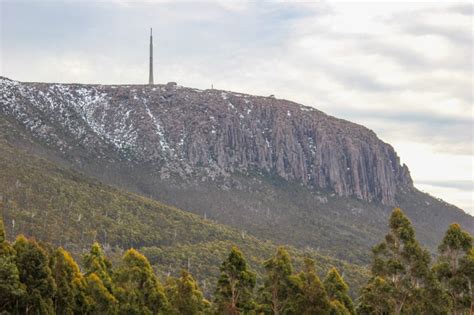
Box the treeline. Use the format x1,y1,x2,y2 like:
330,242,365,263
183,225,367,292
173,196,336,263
0,208,472,315
0,218,353,315
358,208,472,315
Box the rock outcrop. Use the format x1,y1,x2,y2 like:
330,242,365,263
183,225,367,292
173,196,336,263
0,77,412,205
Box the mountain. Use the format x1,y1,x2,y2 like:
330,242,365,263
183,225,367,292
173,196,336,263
0,77,411,204
0,76,472,264
0,137,368,296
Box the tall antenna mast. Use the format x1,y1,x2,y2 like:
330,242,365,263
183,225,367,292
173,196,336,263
149,28,154,85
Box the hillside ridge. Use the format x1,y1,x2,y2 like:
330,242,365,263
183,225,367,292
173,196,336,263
0,138,368,296
0,76,412,205
1,76,472,265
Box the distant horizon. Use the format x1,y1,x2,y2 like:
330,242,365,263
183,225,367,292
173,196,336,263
1,0,472,214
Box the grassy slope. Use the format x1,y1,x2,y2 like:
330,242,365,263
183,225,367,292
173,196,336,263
0,140,368,296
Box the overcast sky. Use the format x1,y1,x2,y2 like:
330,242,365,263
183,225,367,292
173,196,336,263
1,0,472,215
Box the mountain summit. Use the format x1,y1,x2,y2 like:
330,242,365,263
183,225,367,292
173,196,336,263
0,77,411,204
0,77,471,263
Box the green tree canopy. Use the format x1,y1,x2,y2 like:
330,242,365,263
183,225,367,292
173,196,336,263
83,242,114,292
14,235,56,314
214,246,256,315
459,248,474,314
260,246,297,315
293,257,331,315
434,223,473,315
114,248,168,314
166,269,210,315
357,276,393,315
85,272,118,314
53,247,88,315
0,217,25,312
323,267,355,315
359,208,449,315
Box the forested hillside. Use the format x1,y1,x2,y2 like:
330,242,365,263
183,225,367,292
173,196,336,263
0,139,367,297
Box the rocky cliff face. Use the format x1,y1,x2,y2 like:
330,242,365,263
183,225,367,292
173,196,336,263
0,77,412,205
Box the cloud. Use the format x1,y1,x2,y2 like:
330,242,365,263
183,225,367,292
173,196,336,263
417,180,474,192
403,23,471,47
416,182,473,214
448,3,473,16
316,60,397,92
328,107,473,155
388,3,473,47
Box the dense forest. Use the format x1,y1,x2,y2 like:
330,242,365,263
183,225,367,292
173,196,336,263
1,208,472,314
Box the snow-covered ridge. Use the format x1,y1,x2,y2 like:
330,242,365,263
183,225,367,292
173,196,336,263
1,80,140,156
0,77,413,205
